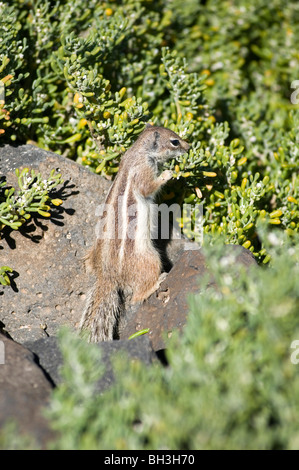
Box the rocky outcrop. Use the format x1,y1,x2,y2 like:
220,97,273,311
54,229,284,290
120,245,257,351
0,144,257,448
0,143,110,343
0,332,54,448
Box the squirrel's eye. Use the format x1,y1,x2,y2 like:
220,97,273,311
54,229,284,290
170,139,180,147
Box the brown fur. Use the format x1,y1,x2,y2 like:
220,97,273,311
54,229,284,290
80,125,190,341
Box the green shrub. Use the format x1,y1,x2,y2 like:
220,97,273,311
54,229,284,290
0,167,62,285
1,2,299,448
45,229,299,450
1,0,298,261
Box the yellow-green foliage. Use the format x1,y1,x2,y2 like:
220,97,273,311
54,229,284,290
1,1,299,449
1,0,298,262
44,230,299,450
0,168,62,285
1,229,299,450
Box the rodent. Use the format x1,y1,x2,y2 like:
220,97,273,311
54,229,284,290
79,124,190,342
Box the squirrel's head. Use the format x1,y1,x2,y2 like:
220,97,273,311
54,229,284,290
140,125,190,164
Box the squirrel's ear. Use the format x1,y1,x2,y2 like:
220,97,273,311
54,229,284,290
145,122,153,129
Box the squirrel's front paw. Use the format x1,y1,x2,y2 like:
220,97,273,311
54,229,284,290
160,170,173,182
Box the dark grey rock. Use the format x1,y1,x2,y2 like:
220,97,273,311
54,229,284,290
0,144,261,447
0,332,54,447
95,335,156,392
24,336,62,386
26,334,156,392
0,144,111,343
120,244,257,351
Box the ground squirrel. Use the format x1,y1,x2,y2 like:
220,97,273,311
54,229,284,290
80,125,190,342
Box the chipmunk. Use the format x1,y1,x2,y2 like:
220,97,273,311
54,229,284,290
80,124,190,341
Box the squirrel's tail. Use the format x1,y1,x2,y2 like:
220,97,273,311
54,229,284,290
79,283,124,342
